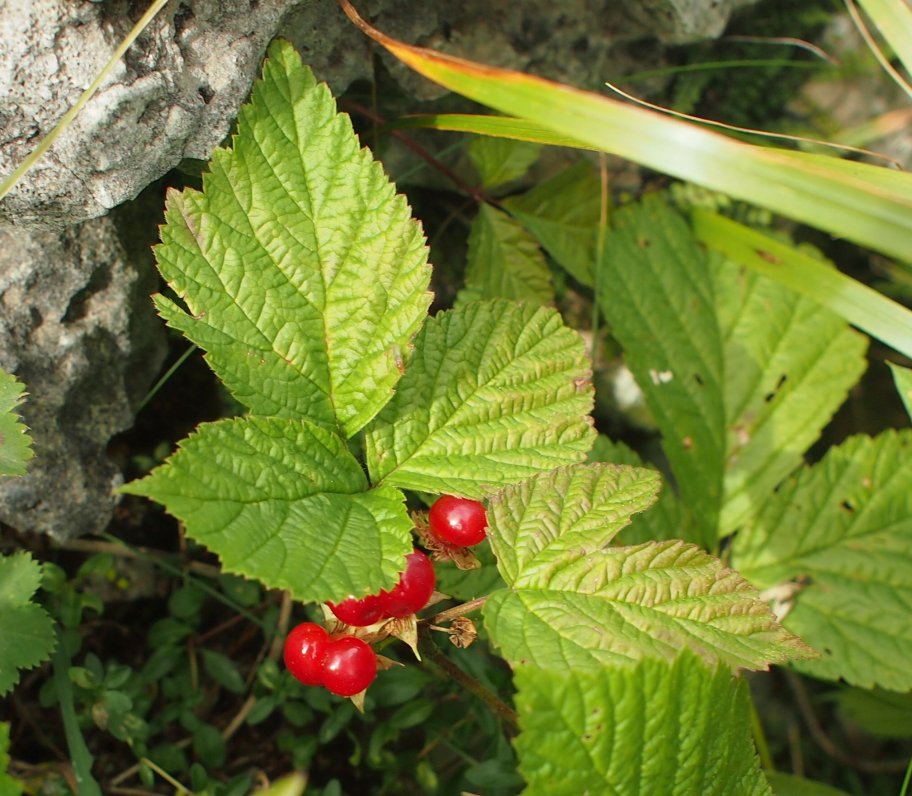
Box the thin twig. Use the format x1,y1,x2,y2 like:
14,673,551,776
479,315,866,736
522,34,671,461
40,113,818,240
418,626,517,729
427,595,489,624
339,99,493,204
784,670,911,774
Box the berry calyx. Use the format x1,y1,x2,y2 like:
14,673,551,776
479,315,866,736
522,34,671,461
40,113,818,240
283,622,329,686
327,593,386,627
428,495,488,547
321,636,377,696
380,548,436,618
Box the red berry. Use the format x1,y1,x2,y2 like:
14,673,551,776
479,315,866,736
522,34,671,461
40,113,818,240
428,495,488,547
380,548,436,618
283,622,329,686
327,593,386,627
321,636,377,697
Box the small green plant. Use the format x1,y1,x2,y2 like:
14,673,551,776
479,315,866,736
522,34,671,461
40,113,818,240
0,370,55,702
111,38,871,794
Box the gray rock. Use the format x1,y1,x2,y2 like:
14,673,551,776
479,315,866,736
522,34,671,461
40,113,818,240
0,0,758,541
0,0,758,228
0,209,166,540
0,0,301,229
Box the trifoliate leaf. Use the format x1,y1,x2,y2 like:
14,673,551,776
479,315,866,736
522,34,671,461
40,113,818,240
457,204,553,306
713,251,867,535
153,39,431,437
733,430,912,690
365,300,595,497
598,196,725,548
483,466,810,672
503,162,601,286
513,651,771,796
486,463,661,587
888,361,912,421
0,722,23,796
587,435,693,545
0,370,33,477
122,417,413,602
467,136,541,190
0,553,56,696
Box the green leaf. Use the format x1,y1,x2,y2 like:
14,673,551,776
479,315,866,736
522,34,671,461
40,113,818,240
458,204,553,305
598,196,725,548
0,370,33,477
0,553,56,696
122,417,413,602
483,465,809,672
502,161,601,286
733,430,912,690
365,300,595,497
0,722,23,796
764,772,850,796
153,39,431,437
486,463,661,587
836,687,912,739
693,209,912,362
587,436,692,545
193,722,227,767
513,651,771,796
201,650,245,696
467,135,541,189
888,362,912,421
713,251,868,535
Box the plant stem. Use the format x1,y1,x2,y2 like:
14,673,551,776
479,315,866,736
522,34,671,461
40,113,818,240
749,696,774,771
417,626,517,729
784,670,910,774
51,632,103,796
427,595,488,624
340,99,492,205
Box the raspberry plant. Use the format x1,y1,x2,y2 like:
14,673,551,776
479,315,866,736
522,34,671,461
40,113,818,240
117,39,912,794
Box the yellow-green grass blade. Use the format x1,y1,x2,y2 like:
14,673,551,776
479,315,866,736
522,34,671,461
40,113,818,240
340,0,912,264
856,0,912,84
692,209,912,360
393,114,597,150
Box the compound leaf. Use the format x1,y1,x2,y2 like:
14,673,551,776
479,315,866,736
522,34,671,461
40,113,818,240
154,39,431,437
598,196,725,548
122,417,413,602
0,553,56,696
365,300,595,497
0,370,33,477
503,161,601,286
733,430,912,690
458,204,553,306
483,466,809,672
713,247,868,535
513,651,771,796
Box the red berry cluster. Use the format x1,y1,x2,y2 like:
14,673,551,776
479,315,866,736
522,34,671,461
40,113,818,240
283,498,487,697
283,622,376,697
328,548,436,627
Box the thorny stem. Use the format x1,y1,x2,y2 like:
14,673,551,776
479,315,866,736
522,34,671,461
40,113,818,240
417,625,518,730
